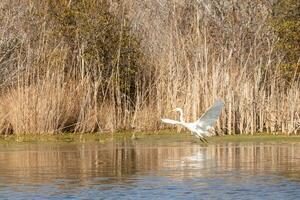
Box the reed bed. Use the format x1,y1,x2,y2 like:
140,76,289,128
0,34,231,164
0,0,298,135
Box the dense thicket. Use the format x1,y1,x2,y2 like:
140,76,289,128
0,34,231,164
271,0,300,80
0,0,299,135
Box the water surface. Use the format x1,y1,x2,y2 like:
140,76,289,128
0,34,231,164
0,136,300,199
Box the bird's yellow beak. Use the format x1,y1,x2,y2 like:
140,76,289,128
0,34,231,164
167,109,176,113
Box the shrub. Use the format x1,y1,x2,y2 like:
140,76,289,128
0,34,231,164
271,0,300,80
46,0,144,100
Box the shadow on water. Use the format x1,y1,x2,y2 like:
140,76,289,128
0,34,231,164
0,137,300,199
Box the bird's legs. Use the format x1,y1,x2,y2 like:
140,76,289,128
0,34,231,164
194,132,208,143
201,137,208,143
195,134,208,143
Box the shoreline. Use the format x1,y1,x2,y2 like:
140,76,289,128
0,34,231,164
0,131,300,144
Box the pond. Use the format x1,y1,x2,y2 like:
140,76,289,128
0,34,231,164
0,135,300,199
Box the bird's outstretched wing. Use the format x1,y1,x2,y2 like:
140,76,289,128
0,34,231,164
161,118,181,125
196,100,224,130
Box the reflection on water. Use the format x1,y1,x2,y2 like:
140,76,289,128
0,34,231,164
0,138,300,199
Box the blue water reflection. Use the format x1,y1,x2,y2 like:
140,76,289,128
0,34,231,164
0,139,300,199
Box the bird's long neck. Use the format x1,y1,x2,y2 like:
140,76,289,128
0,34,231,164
178,110,184,123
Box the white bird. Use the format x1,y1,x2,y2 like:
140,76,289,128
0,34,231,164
161,100,224,143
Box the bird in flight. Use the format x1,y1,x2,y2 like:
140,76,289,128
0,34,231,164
161,100,224,143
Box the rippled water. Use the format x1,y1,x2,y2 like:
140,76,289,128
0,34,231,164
0,137,300,199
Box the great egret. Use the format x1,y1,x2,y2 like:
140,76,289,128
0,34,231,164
161,100,224,143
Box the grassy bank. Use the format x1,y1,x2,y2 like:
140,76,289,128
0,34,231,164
1,131,300,144
208,134,300,143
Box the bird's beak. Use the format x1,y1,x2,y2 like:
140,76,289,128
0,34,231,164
167,109,175,113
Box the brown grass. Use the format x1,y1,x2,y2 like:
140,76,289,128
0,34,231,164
0,0,299,135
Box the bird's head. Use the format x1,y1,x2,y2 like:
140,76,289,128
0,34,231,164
172,107,184,122
173,108,183,113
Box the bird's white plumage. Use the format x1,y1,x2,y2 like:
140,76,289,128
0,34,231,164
161,118,181,125
196,100,224,131
161,100,224,142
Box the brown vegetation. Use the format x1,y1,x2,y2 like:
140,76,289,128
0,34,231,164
0,0,299,135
